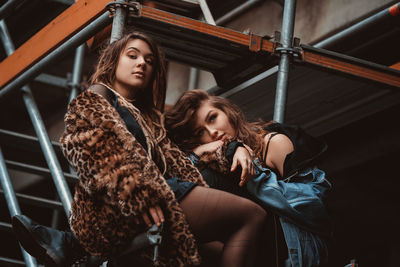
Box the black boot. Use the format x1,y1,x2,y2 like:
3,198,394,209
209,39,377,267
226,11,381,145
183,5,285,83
11,215,97,267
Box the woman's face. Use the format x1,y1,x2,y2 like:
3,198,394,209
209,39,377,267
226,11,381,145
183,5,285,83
114,38,154,93
193,101,236,144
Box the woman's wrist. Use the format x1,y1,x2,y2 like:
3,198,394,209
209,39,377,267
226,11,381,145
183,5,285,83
192,147,203,157
226,140,244,164
188,152,200,166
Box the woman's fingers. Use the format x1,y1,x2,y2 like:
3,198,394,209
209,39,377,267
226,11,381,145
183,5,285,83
239,159,256,186
239,159,250,186
144,206,165,227
232,146,257,186
142,212,152,227
250,160,256,175
149,207,160,226
155,205,165,226
231,158,238,172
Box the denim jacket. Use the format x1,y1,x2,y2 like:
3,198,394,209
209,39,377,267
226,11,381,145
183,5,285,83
248,164,331,267
246,123,332,267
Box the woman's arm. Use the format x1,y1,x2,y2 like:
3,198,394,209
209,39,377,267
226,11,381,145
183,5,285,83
158,133,208,186
61,91,176,220
192,140,256,186
263,133,294,177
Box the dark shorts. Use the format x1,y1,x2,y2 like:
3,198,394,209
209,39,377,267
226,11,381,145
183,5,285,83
166,177,197,202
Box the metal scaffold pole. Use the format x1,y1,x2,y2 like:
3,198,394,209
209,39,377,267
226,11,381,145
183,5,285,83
110,0,127,43
0,0,24,20
0,12,111,99
68,44,86,103
0,20,72,216
0,147,37,266
190,0,217,90
314,2,400,49
273,0,296,123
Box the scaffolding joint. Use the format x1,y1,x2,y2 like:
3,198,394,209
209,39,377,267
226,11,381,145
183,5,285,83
273,31,302,59
106,1,141,19
249,33,262,52
66,80,84,93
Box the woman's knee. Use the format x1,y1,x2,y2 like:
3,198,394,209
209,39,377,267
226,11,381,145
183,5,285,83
238,198,267,226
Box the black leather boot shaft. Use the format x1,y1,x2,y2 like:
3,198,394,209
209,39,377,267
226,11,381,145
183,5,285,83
12,215,88,266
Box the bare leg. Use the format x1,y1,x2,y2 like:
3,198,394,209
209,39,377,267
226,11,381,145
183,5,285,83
180,186,267,267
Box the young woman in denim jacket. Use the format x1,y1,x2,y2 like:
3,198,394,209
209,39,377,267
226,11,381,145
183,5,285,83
165,89,332,267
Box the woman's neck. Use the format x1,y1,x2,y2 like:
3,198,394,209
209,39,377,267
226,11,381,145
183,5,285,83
113,82,137,102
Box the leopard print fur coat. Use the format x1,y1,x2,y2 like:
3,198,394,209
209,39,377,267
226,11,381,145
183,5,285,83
60,89,210,266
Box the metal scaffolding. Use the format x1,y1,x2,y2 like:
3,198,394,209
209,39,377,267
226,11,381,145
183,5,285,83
273,0,296,123
0,0,399,265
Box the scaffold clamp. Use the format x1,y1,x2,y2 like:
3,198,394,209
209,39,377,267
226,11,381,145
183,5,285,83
106,1,141,18
273,31,302,58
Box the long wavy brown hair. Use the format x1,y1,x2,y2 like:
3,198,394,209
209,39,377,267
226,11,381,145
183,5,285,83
165,89,272,156
90,31,167,115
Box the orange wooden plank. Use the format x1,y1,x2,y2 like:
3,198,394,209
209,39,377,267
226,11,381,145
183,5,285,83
87,5,275,53
391,62,400,71
140,6,275,53
302,50,400,88
0,0,110,89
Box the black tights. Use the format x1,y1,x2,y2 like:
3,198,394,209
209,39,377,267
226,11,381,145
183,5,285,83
180,186,267,267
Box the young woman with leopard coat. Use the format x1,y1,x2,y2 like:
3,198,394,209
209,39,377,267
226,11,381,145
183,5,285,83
56,32,267,267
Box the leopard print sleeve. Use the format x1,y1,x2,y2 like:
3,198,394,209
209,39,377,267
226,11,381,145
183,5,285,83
60,91,174,218
158,132,208,187
196,138,233,174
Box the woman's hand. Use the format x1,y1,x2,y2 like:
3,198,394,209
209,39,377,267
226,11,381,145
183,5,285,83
231,146,256,187
142,205,164,227
193,139,225,157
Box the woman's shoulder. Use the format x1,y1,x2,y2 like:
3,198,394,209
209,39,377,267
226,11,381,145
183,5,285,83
263,132,291,144
66,89,122,130
71,88,120,115
263,133,294,156
68,89,108,111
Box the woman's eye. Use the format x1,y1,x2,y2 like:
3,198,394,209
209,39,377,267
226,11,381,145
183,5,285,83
146,57,154,65
209,115,216,122
197,129,204,137
128,54,137,59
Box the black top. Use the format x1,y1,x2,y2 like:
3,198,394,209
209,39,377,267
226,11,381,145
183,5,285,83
263,123,328,179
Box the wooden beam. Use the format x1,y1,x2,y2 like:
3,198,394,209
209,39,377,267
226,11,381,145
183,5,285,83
302,50,400,88
0,0,110,89
86,5,275,53
140,6,275,53
391,62,400,71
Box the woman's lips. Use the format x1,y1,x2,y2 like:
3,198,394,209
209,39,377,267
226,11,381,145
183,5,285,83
133,72,144,78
